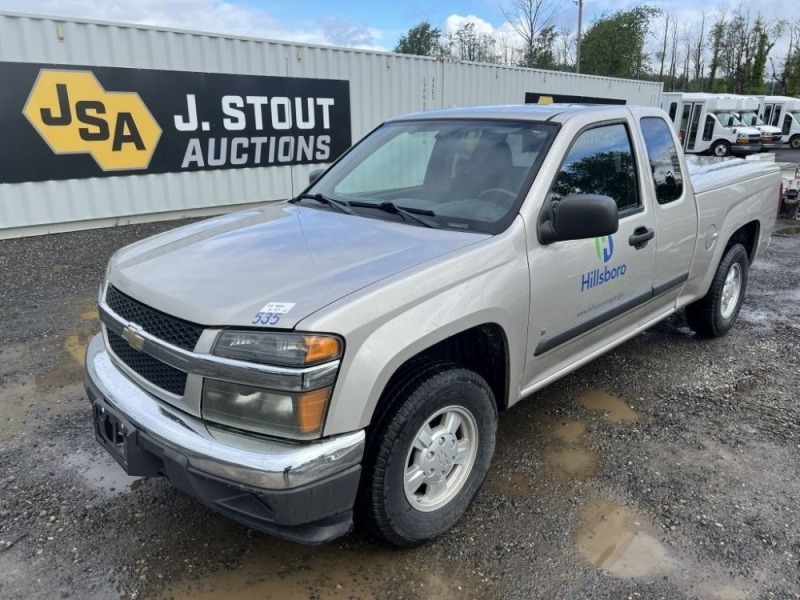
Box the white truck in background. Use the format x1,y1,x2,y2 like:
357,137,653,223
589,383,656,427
736,96,784,151
760,96,800,149
662,92,763,156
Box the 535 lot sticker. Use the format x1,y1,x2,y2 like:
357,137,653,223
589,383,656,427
252,302,296,325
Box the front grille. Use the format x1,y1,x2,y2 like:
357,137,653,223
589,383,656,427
106,286,203,351
107,329,188,396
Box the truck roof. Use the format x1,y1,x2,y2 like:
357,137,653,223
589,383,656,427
388,103,631,123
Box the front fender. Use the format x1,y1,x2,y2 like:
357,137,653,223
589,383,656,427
298,218,531,436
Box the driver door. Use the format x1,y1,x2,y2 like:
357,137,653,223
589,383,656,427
522,121,657,391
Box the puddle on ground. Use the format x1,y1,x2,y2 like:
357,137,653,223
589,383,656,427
577,390,640,424
547,420,586,443
160,541,496,600
64,449,143,495
576,499,674,579
776,224,800,235
35,330,95,390
81,307,100,321
34,360,85,390
546,447,599,481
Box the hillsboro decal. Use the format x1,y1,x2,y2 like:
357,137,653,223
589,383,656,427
580,235,627,292
0,62,351,184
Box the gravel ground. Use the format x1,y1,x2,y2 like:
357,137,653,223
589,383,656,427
1,195,799,598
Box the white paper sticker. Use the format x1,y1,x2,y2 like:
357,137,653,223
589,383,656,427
259,302,296,315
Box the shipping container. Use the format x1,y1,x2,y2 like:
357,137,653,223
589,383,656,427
0,11,663,238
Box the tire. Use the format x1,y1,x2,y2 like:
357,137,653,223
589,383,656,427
790,136,800,150
685,243,749,337
711,140,731,157
357,361,497,547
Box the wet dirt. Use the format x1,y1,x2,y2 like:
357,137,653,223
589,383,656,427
64,449,143,496
576,390,640,424
2,218,800,600
162,541,496,600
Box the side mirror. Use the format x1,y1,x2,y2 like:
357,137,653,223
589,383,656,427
309,168,325,185
539,194,619,245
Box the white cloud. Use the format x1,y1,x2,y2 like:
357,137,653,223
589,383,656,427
0,0,389,49
444,14,497,36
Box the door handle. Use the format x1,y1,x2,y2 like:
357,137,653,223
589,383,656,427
629,227,654,249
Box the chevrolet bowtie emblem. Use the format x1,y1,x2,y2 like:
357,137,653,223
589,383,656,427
122,324,145,351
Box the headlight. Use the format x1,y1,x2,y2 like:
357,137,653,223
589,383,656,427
213,331,342,367
207,331,342,439
203,379,330,440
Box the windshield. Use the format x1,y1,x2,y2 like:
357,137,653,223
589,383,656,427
307,119,557,234
716,112,745,127
740,111,765,126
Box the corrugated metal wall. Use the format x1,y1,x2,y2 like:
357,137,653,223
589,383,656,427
0,12,663,238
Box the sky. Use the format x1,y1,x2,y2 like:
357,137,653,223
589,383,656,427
0,0,796,60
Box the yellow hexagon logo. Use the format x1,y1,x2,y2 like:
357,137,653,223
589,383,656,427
23,70,161,171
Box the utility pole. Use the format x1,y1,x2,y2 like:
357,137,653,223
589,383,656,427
575,0,583,73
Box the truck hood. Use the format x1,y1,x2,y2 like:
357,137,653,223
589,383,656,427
728,126,761,136
108,204,487,329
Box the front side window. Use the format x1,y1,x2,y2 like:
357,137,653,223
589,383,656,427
702,115,715,141
640,117,684,205
549,123,640,213
310,119,557,234
784,114,794,136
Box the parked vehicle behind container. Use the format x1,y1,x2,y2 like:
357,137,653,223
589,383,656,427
761,96,800,149
736,96,784,150
661,93,762,156
85,104,781,547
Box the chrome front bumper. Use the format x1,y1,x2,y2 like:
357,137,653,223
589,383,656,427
84,333,365,490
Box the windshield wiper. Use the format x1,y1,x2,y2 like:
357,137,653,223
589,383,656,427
291,193,354,215
348,201,441,229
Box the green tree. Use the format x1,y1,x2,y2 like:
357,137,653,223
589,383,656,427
580,6,660,79
444,22,500,64
395,21,442,56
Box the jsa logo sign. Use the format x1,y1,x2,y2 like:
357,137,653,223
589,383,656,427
23,70,161,171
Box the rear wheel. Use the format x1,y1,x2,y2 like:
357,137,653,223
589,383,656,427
358,361,497,547
711,140,731,157
685,243,749,337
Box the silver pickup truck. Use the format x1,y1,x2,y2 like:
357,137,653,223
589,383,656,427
85,104,781,547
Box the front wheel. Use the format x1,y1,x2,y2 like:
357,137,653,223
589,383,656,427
685,243,749,337
790,136,800,150
711,140,731,157
358,362,497,547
